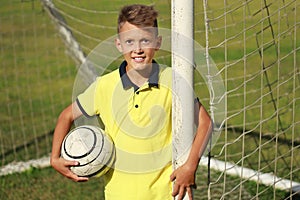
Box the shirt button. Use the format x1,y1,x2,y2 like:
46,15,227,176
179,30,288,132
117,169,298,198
135,104,139,108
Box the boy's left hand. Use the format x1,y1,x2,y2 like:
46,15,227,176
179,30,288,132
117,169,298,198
170,163,197,200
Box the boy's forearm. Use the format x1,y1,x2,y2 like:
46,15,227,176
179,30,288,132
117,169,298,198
51,104,77,162
186,105,212,171
51,112,72,161
170,106,212,199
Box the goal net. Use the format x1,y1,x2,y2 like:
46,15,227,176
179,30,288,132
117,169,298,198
1,0,299,199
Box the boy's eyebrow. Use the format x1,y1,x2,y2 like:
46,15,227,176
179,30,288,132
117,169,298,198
120,35,155,40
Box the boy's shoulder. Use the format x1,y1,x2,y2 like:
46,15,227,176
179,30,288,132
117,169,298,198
159,65,172,87
98,68,120,81
159,65,171,75
92,68,120,90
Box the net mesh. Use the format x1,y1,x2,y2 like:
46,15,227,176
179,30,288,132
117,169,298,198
0,0,299,199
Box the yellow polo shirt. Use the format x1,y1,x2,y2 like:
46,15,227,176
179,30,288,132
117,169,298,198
76,61,173,200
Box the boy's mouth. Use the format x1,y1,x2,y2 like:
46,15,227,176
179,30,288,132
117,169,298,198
132,57,145,62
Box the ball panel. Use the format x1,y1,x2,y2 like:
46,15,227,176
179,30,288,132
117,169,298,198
63,126,99,159
61,125,115,177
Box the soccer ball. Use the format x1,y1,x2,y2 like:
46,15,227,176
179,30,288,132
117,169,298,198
61,125,115,177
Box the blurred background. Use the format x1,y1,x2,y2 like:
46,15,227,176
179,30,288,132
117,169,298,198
0,0,299,199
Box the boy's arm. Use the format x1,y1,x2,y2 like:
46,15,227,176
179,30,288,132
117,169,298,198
50,102,89,182
170,101,212,200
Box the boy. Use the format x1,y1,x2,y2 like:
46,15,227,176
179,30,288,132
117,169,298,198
51,4,212,200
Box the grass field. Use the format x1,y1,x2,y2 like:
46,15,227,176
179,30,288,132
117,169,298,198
0,0,77,164
0,165,288,200
0,0,299,199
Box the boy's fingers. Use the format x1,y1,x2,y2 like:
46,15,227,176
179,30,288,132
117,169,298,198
65,168,89,182
170,172,176,181
173,184,195,200
73,176,89,182
64,160,79,167
187,186,193,200
61,159,89,182
177,186,186,200
172,181,179,197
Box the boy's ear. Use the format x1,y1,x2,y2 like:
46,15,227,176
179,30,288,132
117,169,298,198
155,36,162,51
115,38,123,53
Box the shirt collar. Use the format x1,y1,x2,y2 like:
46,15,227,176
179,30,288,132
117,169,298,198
119,60,159,91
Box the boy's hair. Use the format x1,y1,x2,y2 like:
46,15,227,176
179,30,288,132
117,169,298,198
118,4,158,35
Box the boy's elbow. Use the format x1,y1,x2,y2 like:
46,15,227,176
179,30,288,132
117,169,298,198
58,105,75,124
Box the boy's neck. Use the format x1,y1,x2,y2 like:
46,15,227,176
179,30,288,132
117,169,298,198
126,64,153,87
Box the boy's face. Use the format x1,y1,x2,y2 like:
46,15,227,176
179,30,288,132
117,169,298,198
115,22,161,72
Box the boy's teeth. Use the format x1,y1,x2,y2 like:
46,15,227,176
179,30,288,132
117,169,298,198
134,57,143,61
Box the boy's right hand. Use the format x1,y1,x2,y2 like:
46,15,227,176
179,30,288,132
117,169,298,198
51,157,89,182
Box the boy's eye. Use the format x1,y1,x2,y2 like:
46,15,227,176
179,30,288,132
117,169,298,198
141,39,150,44
125,40,134,45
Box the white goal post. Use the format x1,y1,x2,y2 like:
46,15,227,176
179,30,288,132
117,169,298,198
171,0,195,199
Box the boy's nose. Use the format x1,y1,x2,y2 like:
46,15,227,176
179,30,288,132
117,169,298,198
133,43,143,53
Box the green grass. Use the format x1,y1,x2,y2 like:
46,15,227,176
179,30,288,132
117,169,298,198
0,0,299,199
0,164,290,200
0,167,105,200
0,0,76,163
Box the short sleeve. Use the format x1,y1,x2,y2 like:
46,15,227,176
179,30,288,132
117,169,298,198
76,80,98,117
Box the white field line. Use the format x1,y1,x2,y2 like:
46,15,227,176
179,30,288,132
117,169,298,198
0,156,50,176
200,156,300,191
0,155,299,192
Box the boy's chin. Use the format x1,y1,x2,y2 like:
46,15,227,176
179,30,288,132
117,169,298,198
129,62,152,71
